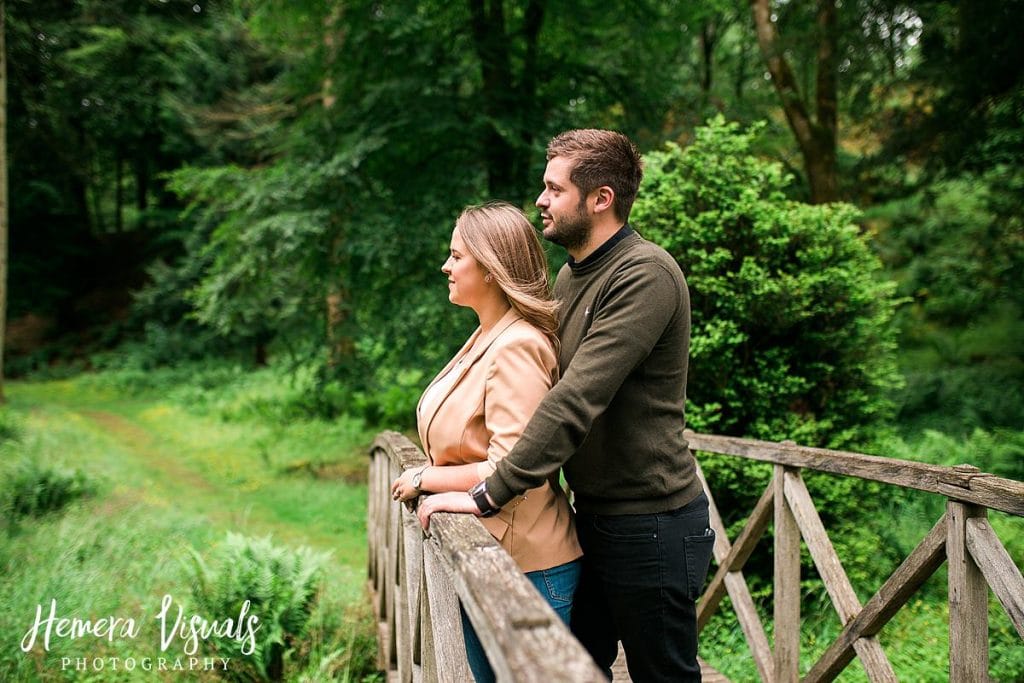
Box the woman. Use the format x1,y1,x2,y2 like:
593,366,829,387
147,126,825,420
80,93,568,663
391,202,581,683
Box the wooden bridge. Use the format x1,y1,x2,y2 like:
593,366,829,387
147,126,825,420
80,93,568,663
367,430,1024,682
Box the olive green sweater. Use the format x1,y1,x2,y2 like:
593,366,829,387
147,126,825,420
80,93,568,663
486,228,703,515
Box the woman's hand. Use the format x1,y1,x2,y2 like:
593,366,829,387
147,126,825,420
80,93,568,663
416,491,478,530
391,467,425,503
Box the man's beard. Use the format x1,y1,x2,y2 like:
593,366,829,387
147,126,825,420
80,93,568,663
545,202,592,252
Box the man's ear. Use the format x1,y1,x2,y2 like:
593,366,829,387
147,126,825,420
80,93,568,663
592,186,615,214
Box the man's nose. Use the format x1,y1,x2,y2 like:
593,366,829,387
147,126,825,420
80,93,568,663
536,191,547,208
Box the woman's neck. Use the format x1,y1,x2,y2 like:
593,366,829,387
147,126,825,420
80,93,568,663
474,295,511,334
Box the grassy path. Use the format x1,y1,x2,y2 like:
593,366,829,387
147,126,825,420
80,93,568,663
0,377,380,682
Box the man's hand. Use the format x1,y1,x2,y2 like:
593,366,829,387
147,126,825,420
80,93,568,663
416,491,478,530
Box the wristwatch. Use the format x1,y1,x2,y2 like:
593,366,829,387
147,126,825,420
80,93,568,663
411,466,427,493
469,481,500,518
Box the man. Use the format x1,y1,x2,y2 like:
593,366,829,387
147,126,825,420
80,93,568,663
418,129,714,682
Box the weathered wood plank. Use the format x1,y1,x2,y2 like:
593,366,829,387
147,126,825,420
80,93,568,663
775,465,801,683
966,517,1024,639
696,467,773,626
726,571,774,683
804,514,947,682
783,471,897,681
686,432,1024,516
695,460,774,682
421,539,473,682
948,502,989,681
426,509,605,682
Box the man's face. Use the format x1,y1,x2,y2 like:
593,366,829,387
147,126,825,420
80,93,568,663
537,156,592,252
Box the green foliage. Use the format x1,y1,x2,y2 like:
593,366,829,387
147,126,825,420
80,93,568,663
189,533,331,681
0,408,21,443
634,117,905,588
868,162,1024,432
635,116,903,447
1,456,95,524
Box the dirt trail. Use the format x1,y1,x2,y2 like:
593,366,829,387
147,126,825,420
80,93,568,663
74,409,347,553
81,409,217,493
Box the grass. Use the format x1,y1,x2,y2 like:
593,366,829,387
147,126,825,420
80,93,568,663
0,365,382,682
2,362,1021,681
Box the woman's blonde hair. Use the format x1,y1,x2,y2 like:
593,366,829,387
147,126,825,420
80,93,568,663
456,202,559,344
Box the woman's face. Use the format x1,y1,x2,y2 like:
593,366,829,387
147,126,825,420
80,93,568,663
442,227,489,309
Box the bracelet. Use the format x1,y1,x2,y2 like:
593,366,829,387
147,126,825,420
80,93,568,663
469,481,500,518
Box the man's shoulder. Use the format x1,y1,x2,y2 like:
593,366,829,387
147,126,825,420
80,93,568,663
615,233,685,280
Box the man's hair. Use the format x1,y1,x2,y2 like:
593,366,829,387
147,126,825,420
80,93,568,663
546,129,644,222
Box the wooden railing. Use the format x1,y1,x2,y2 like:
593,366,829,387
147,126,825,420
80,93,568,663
687,431,1024,682
367,431,604,682
368,429,1024,682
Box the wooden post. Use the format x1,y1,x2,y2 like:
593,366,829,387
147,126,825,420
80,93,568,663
774,464,801,682
947,496,989,682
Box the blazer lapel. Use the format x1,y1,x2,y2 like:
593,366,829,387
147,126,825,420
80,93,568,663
419,308,523,458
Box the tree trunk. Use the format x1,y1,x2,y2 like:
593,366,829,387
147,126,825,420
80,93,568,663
134,151,149,229
0,0,8,403
700,20,716,100
322,7,354,369
749,0,839,203
115,153,124,232
468,0,544,204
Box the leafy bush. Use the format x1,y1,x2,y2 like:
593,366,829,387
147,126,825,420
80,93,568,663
867,163,1024,432
632,117,905,587
189,533,330,681
1,457,95,523
634,116,903,448
0,409,21,443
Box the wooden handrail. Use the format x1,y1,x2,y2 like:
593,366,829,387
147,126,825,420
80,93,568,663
685,431,1024,516
369,429,1023,682
367,431,604,683
687,430,1023,683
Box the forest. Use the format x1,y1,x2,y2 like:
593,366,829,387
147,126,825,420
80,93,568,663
0,0,1022,681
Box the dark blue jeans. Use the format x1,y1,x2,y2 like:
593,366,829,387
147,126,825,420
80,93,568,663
570,493,714,682
461,558,581,683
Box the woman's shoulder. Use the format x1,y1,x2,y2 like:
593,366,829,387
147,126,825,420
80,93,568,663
486,317,556,363
501,317,554,349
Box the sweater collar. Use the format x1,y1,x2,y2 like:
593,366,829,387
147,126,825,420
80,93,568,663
568,224,635,273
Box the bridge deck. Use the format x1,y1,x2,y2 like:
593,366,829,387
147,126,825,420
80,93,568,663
611,644,729,682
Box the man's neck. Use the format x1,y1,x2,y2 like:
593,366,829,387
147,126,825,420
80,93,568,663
568,221,626,263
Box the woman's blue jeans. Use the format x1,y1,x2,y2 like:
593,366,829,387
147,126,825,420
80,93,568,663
460,558,581,683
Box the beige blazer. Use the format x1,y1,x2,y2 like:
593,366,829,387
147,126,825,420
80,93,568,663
416,308,581,573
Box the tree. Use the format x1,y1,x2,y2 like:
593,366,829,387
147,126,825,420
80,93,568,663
0,0,8,403
749,0,839,203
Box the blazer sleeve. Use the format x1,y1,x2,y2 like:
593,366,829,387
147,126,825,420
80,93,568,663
477,334,556,481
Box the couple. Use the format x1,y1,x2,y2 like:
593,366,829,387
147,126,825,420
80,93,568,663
391,129,715,682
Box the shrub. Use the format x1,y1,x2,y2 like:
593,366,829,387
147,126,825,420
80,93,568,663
189,533,330,681
633,116,903,448
1,457,95,523
632,117,905,585
867,163,1024,433
0,409,21,443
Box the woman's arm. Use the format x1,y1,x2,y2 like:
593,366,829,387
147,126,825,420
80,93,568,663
393,332,554,505
392,462,481,502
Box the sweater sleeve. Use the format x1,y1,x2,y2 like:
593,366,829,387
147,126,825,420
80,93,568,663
477,333,556,481
485,260,681,505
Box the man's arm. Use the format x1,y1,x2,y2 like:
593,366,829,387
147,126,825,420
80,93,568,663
485,259,682,505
